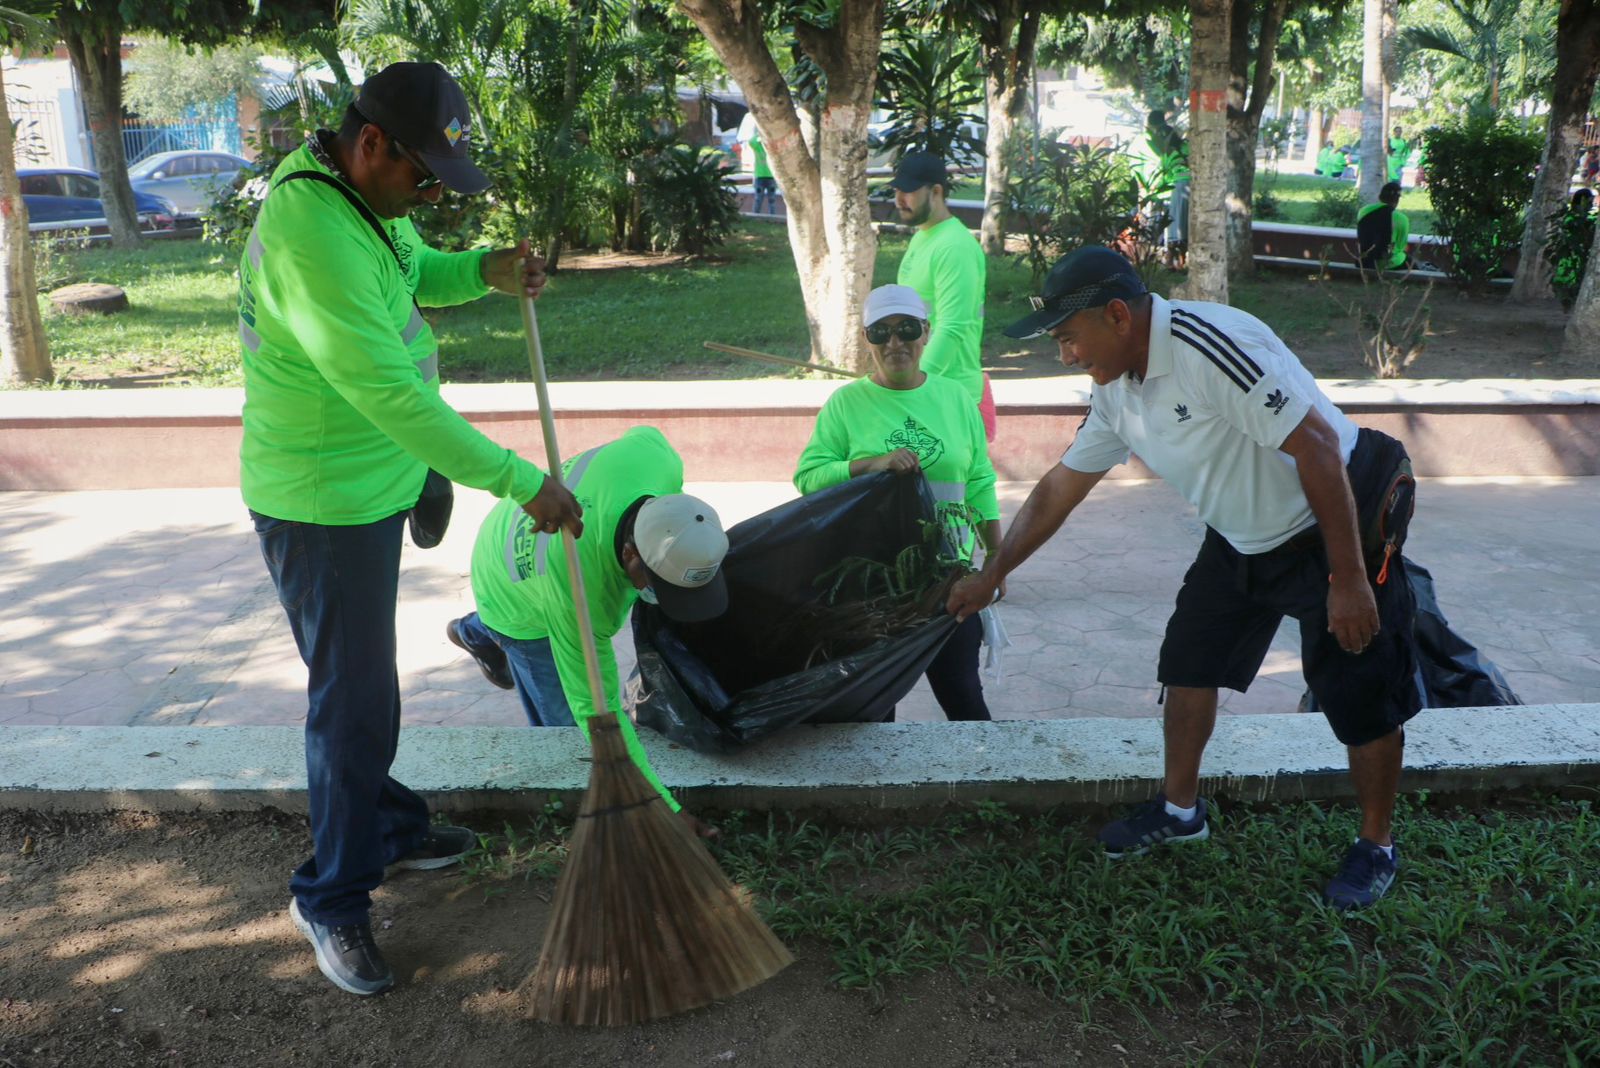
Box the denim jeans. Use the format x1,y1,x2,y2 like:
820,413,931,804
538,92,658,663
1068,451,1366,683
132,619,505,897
455,612,577,727
251,509,430,927
924,612,991,721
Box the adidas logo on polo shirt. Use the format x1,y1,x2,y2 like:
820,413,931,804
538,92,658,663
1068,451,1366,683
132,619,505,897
1174,403,1191,423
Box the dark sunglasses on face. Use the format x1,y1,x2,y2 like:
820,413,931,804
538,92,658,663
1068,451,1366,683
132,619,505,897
865,319,925,345
391,138,442,191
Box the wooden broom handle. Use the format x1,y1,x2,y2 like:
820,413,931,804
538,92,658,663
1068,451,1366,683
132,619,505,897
519,292,610,714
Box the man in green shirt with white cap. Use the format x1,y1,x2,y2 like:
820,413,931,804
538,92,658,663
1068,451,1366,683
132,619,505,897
239,60,582,997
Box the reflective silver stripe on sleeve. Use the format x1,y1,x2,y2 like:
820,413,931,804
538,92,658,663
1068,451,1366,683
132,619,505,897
245,229,265,271
416,350,438,382
239,320,262,352
503,516,526,583
401,306,426,346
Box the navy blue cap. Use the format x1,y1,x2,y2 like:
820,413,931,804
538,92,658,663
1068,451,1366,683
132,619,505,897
1003,246,1148,339
887,151,950,192
355,62,490,195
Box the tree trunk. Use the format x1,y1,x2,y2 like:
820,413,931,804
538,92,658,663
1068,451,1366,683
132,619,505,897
1178,0,1233,303
1225,0,1288,279
1358,0,1385,205
59,10,142,248
1,61,54,385
1564,220,1600,357
1381,0,1398,138
1511,0,1600,303
1304,104,1324,162
677,0,881,371
978,0,1039,255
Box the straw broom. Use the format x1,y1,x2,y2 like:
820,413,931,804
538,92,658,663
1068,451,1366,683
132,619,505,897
512,284,793,1026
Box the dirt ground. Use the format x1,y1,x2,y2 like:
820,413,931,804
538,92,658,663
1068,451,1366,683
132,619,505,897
1,810,1245,1068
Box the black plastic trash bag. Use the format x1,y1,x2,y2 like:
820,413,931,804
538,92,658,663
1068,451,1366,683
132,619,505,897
631,472,961,752
1303,557,1521,716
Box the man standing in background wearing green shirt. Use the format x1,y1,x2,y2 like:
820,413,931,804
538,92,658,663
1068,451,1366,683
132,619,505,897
447,426,727,837
747,128,778,215
890,152,994,441
239,62,582,997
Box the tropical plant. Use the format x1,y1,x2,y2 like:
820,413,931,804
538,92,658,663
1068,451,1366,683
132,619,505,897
872,37,984,166
1400,0,1556,116
1424,115,1542,292
124,38,264,123
637,144,740,255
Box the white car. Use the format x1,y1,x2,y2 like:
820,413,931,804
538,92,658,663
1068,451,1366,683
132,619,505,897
129,150,250,214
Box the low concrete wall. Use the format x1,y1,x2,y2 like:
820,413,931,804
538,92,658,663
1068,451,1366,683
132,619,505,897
2,380,1597,490
5,705,1598,816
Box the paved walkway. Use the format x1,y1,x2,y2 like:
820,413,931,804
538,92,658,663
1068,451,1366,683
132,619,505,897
2,477,1596,730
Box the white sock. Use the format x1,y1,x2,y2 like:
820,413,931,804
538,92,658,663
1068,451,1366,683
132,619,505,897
1164,798,1199,821
1362,837,1396,859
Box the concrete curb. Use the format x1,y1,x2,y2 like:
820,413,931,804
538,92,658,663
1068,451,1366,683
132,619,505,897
5,704,1598,816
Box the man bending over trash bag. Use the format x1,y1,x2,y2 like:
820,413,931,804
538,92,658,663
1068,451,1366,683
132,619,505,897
948,246,1422,910
447,425,728,837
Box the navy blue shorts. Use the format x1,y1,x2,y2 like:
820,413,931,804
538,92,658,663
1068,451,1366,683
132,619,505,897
1157,429,1423,748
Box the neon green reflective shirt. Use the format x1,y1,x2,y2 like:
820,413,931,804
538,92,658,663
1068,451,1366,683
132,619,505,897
239,142,545,524
748,132,772,179
470,426,685,811
794,375,1000,562
897,216,986,403
1356,203,1410,270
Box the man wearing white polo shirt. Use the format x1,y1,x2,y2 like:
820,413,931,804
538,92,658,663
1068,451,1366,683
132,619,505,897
947,246,1421,910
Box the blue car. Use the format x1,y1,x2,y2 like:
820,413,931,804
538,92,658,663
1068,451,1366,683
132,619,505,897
19,166,186,236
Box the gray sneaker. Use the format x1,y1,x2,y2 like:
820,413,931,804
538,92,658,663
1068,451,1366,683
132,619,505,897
288,898,393,996
390,824,477,871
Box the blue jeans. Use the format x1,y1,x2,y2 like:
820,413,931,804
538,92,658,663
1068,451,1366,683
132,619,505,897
251,509,430,927
455,612,577,727
753,176,778,214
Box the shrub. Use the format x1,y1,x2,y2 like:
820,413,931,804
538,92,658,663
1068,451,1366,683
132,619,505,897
1254,188,1282,220
1311,185,1361,227
637,145,740,256
1422,115,1542,292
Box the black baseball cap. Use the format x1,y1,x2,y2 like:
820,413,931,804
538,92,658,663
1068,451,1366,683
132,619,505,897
1003,246,1148,339
355,62,491,195
887,151,950,192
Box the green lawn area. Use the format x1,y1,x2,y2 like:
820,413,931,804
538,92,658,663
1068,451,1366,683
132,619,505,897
470,794,1600,1064
31,220,1351,388
1262,171,1438,235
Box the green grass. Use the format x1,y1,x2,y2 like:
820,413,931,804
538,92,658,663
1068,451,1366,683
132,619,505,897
1261,172,1438,236
467,793,1600,1065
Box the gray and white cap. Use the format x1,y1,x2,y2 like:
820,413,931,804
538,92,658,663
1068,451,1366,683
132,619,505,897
636,494,729,623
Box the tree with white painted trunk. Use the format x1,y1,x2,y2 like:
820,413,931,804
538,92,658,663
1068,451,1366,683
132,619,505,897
1357,0,1384,204
1223,0,1289,279
1,5,52,385
676,0,883,372
1178,0,1232,303
1510,0,1600,304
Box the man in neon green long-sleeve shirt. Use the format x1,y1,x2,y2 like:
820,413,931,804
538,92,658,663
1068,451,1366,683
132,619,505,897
890,152,994,442
240,62,582,997
448,426,728,833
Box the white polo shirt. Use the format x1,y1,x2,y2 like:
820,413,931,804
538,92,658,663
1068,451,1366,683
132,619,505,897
1062,295,1358,554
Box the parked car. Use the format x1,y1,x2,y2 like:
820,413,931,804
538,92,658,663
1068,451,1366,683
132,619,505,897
20,166,189,238
128,150,250,214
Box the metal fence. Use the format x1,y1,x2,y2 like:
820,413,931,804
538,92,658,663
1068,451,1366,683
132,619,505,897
122,99,242,163
9,98,66,165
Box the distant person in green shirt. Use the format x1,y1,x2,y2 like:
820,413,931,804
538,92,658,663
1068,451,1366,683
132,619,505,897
448,427,728,832
888,151,994,441
1387,126,1409,186
1316,143,1349,180
239,62,583,997
747,128,778,214
1355,181,1410,271
795,285,1002,721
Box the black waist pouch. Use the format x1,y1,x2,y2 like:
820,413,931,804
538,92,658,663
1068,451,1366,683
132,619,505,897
1345,427,1415,584
407,469,454,549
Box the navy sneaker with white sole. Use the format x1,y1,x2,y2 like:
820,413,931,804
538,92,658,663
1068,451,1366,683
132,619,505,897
446,618,513,690
1097,793,1211,859
390,824,477,872
288,899,393,996
1323,837,1399,910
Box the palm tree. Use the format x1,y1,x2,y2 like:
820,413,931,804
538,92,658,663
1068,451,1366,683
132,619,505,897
2,3,53,385
1400,0,1553,113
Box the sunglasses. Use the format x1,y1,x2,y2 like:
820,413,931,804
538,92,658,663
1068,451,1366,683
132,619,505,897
865,319,925,345
390,138,442,191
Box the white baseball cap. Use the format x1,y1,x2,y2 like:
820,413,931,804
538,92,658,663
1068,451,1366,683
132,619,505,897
861,284,928,327
635,494,729,623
